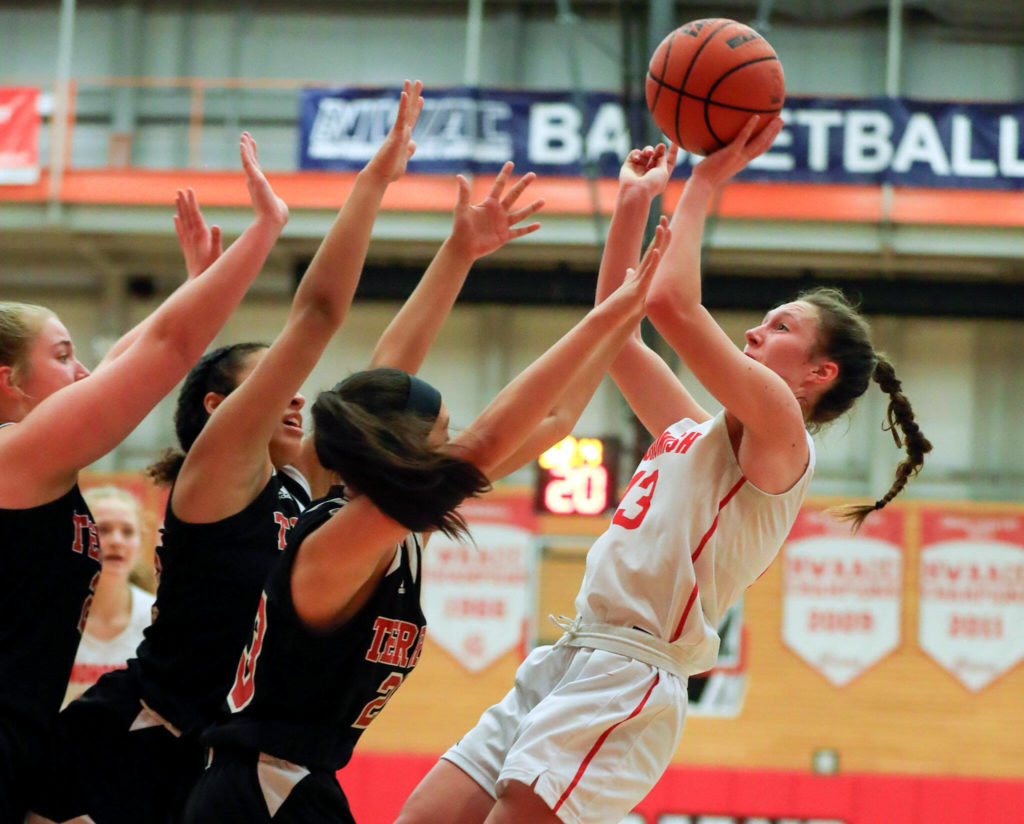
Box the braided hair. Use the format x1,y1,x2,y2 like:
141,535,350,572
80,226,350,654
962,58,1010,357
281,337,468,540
312,367,490,539
146,342,268,485
800,287,932,532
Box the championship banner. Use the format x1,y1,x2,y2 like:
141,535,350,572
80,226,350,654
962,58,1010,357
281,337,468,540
918,507,1024,691
420,494,537,672
0,87,41,184
299,86,1024,189
782,504,904,686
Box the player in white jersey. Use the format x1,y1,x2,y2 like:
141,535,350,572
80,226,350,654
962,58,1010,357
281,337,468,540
396,118,931,824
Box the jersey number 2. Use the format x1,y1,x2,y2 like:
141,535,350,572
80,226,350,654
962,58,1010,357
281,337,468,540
611,469,659,530
227,592,268,712
352,672,404,730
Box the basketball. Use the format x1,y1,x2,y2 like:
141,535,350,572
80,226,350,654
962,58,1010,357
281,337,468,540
646,18,785,156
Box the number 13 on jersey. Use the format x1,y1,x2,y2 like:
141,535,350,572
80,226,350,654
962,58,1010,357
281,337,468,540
612,469,659,530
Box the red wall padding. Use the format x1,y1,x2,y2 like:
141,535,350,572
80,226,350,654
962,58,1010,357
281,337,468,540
340,752,1024,824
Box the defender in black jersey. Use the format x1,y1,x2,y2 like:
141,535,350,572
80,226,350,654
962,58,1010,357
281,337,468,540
2,136,287,824
30,467,310,824
31,80,524,824
0,481,100,821
185,492,426,822
181,246,667,821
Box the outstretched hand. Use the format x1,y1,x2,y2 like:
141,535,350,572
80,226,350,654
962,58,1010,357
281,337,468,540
608,217,671,324
240,132,289,227
619,143,679,198
691,115,783,189
174,188,223,279
364,79,425,184
449,161,544,261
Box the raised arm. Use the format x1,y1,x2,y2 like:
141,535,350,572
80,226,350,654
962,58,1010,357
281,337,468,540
95,188,223,369
596,143,708,436
290,232,666,628
369,161,543,373
0,133,287,507
174,187,223,279
454,226,667,480
644,117,807,457
173,81,425,522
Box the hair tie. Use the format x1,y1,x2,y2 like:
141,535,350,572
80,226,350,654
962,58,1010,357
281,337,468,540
874,499,886,510
405,374,442,422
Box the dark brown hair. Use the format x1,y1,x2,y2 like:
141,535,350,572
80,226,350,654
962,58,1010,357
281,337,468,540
800,287,932,531
146,342,268,485
312,368,490,539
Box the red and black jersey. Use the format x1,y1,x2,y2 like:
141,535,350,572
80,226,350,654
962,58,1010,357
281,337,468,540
77,469,310,736
0,482,100,758
203,488,426,771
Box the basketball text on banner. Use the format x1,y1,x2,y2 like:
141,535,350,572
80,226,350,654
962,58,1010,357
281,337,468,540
420,494,537,673
918,506,1024,691
781,504,904,686
0,87,41,185
298,86,1024,189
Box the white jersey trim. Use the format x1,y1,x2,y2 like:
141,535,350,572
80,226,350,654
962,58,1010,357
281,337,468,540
277,464,312,501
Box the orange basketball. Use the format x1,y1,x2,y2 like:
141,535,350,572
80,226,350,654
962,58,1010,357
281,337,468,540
646,18,785,156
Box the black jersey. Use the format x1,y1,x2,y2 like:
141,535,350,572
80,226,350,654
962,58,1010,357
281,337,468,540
0,480,100,753
78,468,310,736
203,488,427,771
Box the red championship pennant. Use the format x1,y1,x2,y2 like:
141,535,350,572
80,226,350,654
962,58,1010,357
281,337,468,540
421,494,537,672
782,504,904,686
919,507,1024,691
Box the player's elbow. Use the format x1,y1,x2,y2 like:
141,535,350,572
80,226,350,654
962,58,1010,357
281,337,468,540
645,283,691,329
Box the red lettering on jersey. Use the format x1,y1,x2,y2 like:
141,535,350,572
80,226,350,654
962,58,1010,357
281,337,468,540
227,592,268,712
352,672,405,730
273,512,298,550
379,623,401,665
70,513,99,559
643,429,703,460
365,617,396,664
380,620,418,667
611,469,659,530
674,430,702,453
77,570,101,634
407,625,427,668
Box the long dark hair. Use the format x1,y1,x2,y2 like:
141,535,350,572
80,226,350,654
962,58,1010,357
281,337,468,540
146,342,268,485
312,368,490,539
801,287,932,531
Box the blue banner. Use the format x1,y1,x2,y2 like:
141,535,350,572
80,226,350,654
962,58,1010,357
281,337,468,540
299,87,1024,190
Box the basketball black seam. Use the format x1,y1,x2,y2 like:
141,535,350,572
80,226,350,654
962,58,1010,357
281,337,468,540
648,75,778,111
649,33,675,139
705,56,782,147
682,20,732,153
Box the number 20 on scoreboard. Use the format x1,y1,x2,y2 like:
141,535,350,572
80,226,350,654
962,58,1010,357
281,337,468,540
534,435,619,516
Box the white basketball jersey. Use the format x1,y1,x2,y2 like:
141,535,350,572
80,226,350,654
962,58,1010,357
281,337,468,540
575,411,814,675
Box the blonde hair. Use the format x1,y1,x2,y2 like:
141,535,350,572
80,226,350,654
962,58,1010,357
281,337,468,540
0,302,58,379
84,485,153,590
83,484,143,520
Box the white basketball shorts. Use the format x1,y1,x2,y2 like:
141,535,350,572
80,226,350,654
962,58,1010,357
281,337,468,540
442,643,688,824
